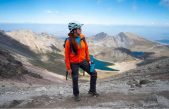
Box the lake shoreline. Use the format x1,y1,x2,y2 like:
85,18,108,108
107,60,142,73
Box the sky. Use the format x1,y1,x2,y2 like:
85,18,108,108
0,0,169,25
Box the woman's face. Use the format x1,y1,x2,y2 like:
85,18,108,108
76,28,81,35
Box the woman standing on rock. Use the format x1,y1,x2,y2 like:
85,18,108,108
64,22,99,101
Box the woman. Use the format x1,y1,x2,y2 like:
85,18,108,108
64,22,99,101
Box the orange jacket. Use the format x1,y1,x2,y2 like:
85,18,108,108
64,34,90,70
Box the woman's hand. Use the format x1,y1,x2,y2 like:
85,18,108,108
89,61,91,65
68,69,72,75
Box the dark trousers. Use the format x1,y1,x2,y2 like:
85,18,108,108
70,60,97,96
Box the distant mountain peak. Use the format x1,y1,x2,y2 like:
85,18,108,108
95,32,108,36
118,32,125,36
93,32,109,41
117,32,144,41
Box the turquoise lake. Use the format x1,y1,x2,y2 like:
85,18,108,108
91,55,119,71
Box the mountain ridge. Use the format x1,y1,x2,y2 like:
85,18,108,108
6,30,63,54
87,31,169,62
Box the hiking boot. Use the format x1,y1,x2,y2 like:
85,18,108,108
88,91,99,97
74,95,80,101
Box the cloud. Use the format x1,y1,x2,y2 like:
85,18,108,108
160,0,169,8
45,10,59,14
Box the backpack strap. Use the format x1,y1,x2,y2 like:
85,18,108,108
81,37,87,44
63,38,68,48
63,37,76,54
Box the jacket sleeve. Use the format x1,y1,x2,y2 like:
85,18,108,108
84,37,90,62
64,40,71,70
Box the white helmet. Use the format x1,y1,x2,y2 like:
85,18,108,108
68,22,84,32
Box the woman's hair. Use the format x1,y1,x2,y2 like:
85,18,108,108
68,30,78,55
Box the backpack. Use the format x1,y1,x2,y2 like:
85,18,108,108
63,37,87,53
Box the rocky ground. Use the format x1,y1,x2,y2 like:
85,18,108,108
0,57,169,108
